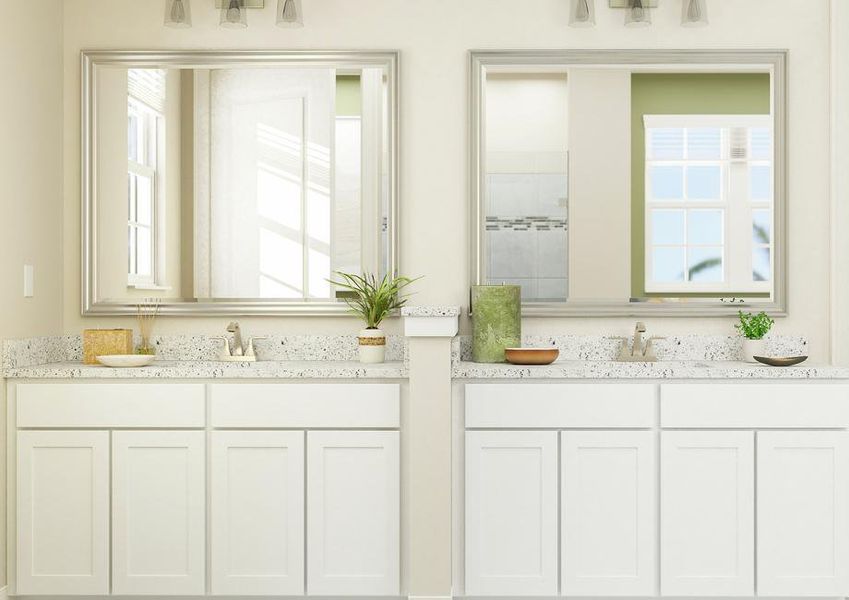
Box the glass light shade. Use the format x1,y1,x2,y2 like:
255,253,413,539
624,0,651,27
681,0,708,26
220,0,247,28
277,0,304,28
164,0,192,27
569,0,595,27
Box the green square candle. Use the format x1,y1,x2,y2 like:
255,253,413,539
471,285,522,363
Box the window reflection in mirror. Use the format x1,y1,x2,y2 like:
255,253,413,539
95,62,392,305
478,64,776,307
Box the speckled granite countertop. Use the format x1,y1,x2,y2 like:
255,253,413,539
453,360,849,379
5,360,407,380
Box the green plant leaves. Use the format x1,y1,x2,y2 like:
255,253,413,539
327,272,420,328
735,310,774,340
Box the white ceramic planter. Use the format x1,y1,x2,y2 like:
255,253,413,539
741,338,766,363
358,328,386,364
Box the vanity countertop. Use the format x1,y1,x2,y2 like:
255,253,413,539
4,360,408,380
454,360,849,380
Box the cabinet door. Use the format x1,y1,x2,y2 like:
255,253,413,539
211,431,305,595
758,431,849,596
660,431,754,596
17,430,109,595
561,431,656,596
465,431,558,596
307,431,399,595
112,431,205,595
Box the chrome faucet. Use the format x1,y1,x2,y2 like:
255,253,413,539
633,321,646,355
227,322,244,356
615,322,665,362
213,322,265,362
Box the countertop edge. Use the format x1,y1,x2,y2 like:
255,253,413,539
452,361,849,380
3,361,409,380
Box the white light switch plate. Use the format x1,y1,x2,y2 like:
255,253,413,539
23,264,34,297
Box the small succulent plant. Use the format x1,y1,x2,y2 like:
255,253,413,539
735,310,774,340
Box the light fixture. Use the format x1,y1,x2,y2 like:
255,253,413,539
277,0,304,27
569,0,596,27
220,0,248,28
624,0,651,27
681,0,708,26
164,0,192,28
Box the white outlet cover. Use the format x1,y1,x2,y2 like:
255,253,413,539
23,264,34,297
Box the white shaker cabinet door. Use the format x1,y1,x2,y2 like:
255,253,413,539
465,430,558,596
210,431,305,595
757,431,849,597
660,431,755,597
561,431,657,596
112,431,206,595
17,430,110,595
307,431,400,595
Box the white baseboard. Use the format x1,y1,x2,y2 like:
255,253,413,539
0,585,8,600
408,596,452,600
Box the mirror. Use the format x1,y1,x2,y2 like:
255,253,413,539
471,50,787,316
83,51,399,315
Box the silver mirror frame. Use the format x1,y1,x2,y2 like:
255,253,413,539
82,49,400,316
470,49,788,317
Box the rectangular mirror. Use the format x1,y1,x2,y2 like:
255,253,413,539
83,50,399,315
471,50,787,316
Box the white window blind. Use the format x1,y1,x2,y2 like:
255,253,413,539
128,69,166,113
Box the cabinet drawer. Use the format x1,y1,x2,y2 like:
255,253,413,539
465,384,655,428
210,383,400,428
16,383,205,428
661,384,849,428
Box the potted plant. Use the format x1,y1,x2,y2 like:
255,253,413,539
329,272,418,363
735,310,774,362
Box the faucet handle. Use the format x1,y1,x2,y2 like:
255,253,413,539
643,336,667,360
211,336,232,359
245,336,268,358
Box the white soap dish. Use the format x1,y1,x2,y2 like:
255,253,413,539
96,354,156,368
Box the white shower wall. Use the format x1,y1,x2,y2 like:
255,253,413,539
485,73,569,300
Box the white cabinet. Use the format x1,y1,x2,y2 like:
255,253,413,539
11,382,401,598
307,431,400,595
757,431,849,596
17,430,110,595
211,431,305,596
660,431,755,597
112,431,206,595
465,431,558,596
561,431,656,596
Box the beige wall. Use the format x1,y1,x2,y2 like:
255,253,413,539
832,0,849,365
59,0,834,361
96,67,184,301
1,2,64,339
0,0,65,588
568,69,632,301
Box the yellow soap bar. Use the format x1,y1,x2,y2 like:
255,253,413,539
83,329,134,365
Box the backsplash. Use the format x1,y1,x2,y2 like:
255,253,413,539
452,334,807,363
1,335,82,371
2,332,807,372
2,334,407,371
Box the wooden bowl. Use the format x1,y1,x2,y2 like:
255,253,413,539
505,348,560,365
753,355,808,367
